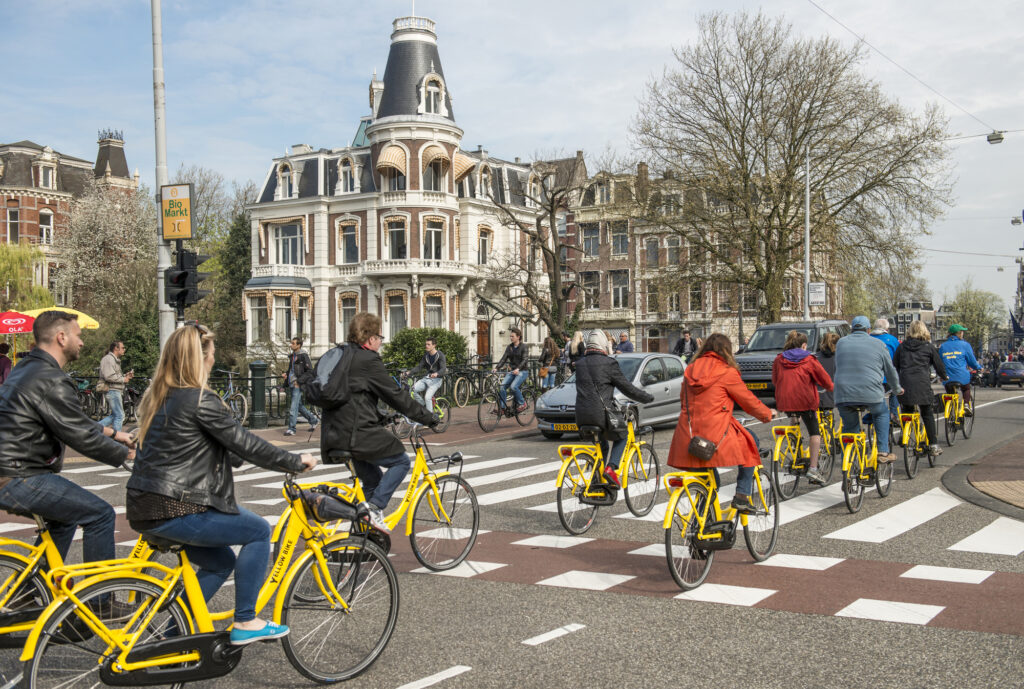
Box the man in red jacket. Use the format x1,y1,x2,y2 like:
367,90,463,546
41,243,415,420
772,331,834,485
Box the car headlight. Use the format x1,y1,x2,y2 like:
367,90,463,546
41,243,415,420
535,397,547,410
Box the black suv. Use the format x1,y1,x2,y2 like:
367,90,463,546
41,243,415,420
736,320,851,398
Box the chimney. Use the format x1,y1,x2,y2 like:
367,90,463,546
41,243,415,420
637,161,649,181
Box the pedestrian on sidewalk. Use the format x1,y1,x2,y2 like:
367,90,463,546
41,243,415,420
894,320,947,457
283,337,318,436
98,341,133,433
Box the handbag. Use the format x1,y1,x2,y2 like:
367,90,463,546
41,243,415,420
94,379,109,394
538,367,549,378
602,401,627,438
683,380,726,462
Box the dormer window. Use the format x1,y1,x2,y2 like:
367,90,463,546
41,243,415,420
417,73,448,117
426,81,441,114
40,166,54,189
340,160,355,193
278,164,294,199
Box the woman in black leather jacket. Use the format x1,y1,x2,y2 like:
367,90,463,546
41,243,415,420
127,324,316,646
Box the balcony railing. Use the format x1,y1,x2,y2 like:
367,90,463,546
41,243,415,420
363,258,470,275
381,191,407,204
252,264,307,278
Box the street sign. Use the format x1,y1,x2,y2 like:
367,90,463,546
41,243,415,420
160,183,193,240
808,282,827,307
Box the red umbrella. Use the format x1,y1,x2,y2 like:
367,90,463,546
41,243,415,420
0,312,34,335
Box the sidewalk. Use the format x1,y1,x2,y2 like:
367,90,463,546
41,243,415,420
943,435,1024,521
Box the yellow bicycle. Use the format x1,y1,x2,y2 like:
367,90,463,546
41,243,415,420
20,475,399,687
770,411,836,499
554,417,661,535
839,408,894,513
277,423,480,571
899,409,929,477
662,463,779,590
942,382,974,446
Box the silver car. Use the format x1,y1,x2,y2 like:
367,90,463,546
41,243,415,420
533,352,685,439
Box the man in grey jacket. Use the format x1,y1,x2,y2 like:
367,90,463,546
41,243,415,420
834,316,903,462
98,341,133,432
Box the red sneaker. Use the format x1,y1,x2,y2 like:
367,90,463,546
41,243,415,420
603,466,621,488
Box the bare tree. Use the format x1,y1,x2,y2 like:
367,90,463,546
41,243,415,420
173,163,233,250
484,152,590,341
630,11,953,322
947,278,1005,352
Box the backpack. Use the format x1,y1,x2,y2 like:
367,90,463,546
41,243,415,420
300,343,353,409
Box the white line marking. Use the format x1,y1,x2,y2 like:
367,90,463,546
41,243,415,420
948,516,1024,556
63,465,112,474
975,394,1024,409
468,461,562,489
674,583,776,606
756,553,845,571
536,570,634,591
900,564,993,584
102,471,131,477
628,543,665,557
476,479,557,506
824,488,961,543
512,535,593,548
397,666,472,689
835,598,944,625
410,560,505,578
522,623,586,646
83,484,118,491
246,498,286,506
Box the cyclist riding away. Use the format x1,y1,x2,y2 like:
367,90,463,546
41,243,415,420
320,313,438,533
574,330,654,488
870,318,901,424
409,337,447,412
834,316,903,464
894,320,947,457
939,324,981,416
772,330,834,485
128,323,317,645
667,333,773,514
495,327,529,414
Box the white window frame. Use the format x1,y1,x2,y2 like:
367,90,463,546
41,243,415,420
611,271,629,309
582,224,599,257
423,219,444,262
666,236,680,264
40,165,55,190
782,278,793,311
610,222,628,256
478,229,490,265
387,220,407,260
717,282,733,312
689,284,704,312
6,209,19,243
668,292,681,313
278,164,294,199
38,210,53,245
423,160,445,192
424,294,444,328
582,272,600,310
249,295,269,342
274,295,293,340
388,295,407,339
340,161,355,193
273,224,303,265
339,295,357,339
340,224,358,264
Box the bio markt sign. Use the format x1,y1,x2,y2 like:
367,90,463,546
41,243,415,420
160,184,193,240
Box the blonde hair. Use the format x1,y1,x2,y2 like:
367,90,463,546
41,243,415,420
570,331,584,350
137,324,216,447
907,320,930,341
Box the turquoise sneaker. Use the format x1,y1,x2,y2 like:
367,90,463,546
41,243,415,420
229,621,289,646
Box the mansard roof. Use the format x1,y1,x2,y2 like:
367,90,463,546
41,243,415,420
376,20,454,122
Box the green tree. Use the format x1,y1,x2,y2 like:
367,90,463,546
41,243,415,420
948,278,1004,352
0,242,53,312
381,328,468,370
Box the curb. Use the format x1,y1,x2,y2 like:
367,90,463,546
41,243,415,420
941,432,1024,521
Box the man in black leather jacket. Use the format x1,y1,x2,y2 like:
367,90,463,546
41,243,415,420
0,311,134,565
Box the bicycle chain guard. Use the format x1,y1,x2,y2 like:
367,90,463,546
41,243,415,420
100,631,242,685
578,482,618,507
693,520,737,551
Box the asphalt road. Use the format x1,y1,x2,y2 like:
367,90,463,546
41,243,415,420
2,387,1023,688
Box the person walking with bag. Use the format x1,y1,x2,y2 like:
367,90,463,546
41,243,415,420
573,330,653,488
667,333,773,514
539,337,560,392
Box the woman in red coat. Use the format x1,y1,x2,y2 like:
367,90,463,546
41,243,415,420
668,333,773,514
771,330,834,485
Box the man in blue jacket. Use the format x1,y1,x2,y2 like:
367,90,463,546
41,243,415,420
871,318,901,423
834,316,903,463
938,324,981,416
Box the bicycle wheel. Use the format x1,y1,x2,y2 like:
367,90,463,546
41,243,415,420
772,437,799,500
944,406,957,447
623,444,660,517
281,540,398,683
665,484,714,591
24,577,192,689
903,424,920,479
842,449,865,513
430,398,451,433
227,392,249,426
817,435,835,484
450,377,467,408
743,467,779,561
0,554,52,648
514,389,536,426
875,456,894,497
409,475,479,571
963,398,975,438
556,458,598,535
477,393,500,433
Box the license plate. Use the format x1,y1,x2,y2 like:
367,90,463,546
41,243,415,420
746,383,768,390
553,423,578,431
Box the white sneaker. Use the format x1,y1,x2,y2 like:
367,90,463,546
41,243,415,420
806,467,825,485
359,502,391,534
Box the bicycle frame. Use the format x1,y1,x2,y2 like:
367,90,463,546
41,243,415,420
900,413,928,451
661,469,769,533
555,421,647,492
943,391,964,423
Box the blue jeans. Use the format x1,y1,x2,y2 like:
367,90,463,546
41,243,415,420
543,371,557,388
413,377,443,410
142,507,269,623
0,473,116,563
352,452,410,510
605,438,627,470
99,390,124,432
498,371,528,408
288,386,317,432
839,401,891,454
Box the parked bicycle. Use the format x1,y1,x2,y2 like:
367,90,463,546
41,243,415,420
213,369,249,425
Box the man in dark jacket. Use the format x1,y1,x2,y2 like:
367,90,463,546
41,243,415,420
284,337,318,436
321,313,437,533
494,328,529,413
0,311,134,567
574,330,654,487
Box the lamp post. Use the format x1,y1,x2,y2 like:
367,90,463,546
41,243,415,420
804,146,811,320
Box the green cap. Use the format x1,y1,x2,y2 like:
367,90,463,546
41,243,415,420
948,324,968,334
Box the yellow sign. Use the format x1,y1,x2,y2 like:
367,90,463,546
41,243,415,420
161,184,193,240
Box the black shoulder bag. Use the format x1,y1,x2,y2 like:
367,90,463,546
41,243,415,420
683,380,727,462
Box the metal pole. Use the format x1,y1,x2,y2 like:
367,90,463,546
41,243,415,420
804,146,811,320
152,0,175,347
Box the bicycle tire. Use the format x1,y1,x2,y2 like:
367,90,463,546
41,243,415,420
514,389,536,427
431,398,451,434
903,423,920,479
24,577,192,689
842,448,864,513
281,540,398,683
0,554,52,648
665,483,714,590
556,458,598,535
817,435,835,484
477,393,500,433
453,377,470,408
227,392,249,426
623,444,660,517
963,398,975,438
944,403,957,446
875,455,894,497
772,436,799,500
409,475,479,570
743,467,780,561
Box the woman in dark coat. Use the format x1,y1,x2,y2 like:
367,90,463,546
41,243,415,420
893,320,947,456
574,330,653,487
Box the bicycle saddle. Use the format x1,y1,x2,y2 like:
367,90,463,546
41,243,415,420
578,425,604,434
639,425,655,436
141,533,185,553
946,382,962,390
327,450,355,463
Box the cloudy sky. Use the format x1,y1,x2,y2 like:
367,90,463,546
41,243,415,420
3,0,1023,309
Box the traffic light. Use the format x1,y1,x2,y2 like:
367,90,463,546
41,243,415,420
181,251,212,306
164,255,189,309
164,250,212,311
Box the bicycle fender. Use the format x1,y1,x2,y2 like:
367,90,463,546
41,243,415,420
0,547,33,568
661,487,687,530
20,596,68,661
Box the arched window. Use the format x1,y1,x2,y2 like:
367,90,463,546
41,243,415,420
386,219,407,260
423,159,444,192
278,164,293,198
477,228,491,265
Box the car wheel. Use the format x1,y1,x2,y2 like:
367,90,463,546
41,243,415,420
540,430,563,439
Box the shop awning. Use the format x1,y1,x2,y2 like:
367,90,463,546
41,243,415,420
376,145,407,174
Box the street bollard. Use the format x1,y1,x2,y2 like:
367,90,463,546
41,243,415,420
249,360,268,429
